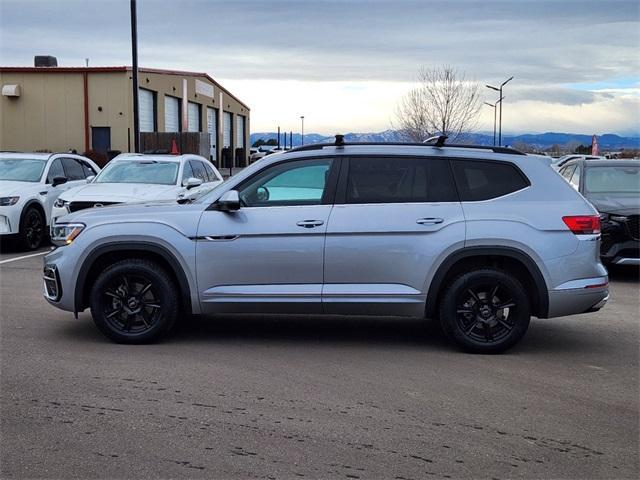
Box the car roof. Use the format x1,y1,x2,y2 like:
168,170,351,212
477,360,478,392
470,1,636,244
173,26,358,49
0,152,53,160
111,153,188,163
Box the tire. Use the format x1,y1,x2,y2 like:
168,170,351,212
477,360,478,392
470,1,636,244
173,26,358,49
18,206,45,251
89,259,178,344
438,268,530,354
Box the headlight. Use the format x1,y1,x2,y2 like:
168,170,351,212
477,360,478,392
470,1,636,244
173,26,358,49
0,196,19,206
51,223,85,246
53,198,70,208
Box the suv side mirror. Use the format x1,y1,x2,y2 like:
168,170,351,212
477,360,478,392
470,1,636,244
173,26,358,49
52,176,68,187
183,177,203,190
218,190,241,212
86,175,95,183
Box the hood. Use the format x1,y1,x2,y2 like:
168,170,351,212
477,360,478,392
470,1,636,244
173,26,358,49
59,182,179,203
585,193,640,216
0,180,39,196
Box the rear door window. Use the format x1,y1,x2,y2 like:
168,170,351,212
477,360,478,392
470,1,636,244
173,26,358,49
345,157,458,204
189,160,208,182
451,159,529,201
181,161,194,183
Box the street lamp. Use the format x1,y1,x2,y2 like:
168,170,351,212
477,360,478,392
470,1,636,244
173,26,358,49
484,96,503,146
130,0,140,152
486,76,513,146
300,116,305,146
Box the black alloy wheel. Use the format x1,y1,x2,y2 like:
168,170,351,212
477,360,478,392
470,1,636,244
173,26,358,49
439,268,531,354
20,207,45,250
90,259,178,343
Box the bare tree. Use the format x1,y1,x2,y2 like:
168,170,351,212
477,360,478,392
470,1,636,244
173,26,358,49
395,66,482,142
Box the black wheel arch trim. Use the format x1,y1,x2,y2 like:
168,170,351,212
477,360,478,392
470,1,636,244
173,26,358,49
74,241,192,316
425,246,549,319
20,199,47,225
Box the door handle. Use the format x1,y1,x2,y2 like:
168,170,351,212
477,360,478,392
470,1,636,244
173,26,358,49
296,220,324,228
416,217,444,225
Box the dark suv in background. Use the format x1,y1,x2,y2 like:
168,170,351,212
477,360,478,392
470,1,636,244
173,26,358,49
558,158,640,265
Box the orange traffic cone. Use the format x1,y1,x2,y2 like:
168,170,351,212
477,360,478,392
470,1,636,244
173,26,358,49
170,139,180,155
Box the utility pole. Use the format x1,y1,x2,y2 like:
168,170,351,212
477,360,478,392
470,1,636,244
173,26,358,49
484,96,503,146
300,116,305,146
130,0,140,153
486,76,513,146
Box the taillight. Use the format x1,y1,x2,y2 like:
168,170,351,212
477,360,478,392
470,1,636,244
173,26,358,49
562,215,601,235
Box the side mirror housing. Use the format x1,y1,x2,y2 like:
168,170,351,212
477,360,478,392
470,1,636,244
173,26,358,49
217,190,240,212
86,175,95,183
52,176,68,187
183,177,203,190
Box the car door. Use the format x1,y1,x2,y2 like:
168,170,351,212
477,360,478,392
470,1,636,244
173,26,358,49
323,155,465,316
196,156,339,314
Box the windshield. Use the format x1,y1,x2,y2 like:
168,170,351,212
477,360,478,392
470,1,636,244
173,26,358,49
95,160,179,185
585,165,640,194
0,158,46,182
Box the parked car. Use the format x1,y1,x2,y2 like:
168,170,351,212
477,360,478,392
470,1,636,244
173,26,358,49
558,158,639,265
249,146,279,163
551,154,605,170
50,153,223,227
0,152,100,250
43,138,608,353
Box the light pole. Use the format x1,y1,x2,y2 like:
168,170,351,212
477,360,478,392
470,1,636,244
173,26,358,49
130,0,140,153
484,96,503,146
486,76,513,146
300,115,305,146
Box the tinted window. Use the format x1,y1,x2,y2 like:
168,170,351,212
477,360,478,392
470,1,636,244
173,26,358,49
189,161,207,182
61,158,85,180
452,159,529,201
239,158,333,207
346,157,457,204
203,162,219,182
47,159,65,183
585,165,640,194
181,161,194,183
561,164,576,181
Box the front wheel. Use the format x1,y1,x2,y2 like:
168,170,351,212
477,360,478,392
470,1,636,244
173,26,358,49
439,269,531,354
18,207,45,250
90,259,178,344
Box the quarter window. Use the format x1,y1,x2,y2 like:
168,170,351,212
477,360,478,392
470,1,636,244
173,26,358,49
346,157,457,204
61,158,86,180
451,159,529,201
239,158,333,207
569,164,581,189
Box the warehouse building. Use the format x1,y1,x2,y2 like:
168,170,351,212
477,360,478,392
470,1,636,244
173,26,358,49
0,61,250,166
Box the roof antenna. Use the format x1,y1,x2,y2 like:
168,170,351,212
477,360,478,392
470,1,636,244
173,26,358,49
335,134,345,147
423,134,448,147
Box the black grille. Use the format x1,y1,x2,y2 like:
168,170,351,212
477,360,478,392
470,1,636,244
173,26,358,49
626,215,639,241
68,201,119,213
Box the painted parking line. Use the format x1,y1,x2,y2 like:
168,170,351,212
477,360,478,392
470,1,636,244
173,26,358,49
0,250,50,265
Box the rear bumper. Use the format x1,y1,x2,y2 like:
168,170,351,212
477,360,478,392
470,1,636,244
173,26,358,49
547,276,609,318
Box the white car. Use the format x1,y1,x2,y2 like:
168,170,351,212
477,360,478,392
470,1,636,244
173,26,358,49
551,154,606,170
0,152,101,250
51,153,223,226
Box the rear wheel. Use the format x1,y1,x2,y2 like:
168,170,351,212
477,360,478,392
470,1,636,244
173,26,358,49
18,207,45,250
90,259,178,344
439,268,530,354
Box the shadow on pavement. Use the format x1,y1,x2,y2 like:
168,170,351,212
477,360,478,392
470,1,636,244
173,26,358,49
607,265,640,283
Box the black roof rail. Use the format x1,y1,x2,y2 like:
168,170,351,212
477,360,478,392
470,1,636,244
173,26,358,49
285,137,526,155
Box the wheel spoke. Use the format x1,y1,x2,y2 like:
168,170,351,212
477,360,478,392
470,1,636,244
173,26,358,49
145,302,161,309
138,283,152,296
105,290,121,300
105,309,121,319
124,315,133,332
464,321,479,335
467,289,481,303
140,310,152,328
483,323,494,342
497,318,513,331
490,285,499,300
121,276,130,294
456,307,474,314
495,300,516,310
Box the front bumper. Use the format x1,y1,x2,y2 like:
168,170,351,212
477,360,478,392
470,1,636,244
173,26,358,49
601,217,640,266
50,205,70,234
42,247,76,313
0,205,22,235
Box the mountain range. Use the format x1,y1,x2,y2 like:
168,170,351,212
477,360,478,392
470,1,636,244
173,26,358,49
251,130,640,150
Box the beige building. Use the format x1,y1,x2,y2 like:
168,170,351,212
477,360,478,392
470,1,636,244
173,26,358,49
0,65,250,166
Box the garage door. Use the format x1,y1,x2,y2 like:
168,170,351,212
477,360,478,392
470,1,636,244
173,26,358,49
223,111,232,148
207,107,217,162
165,96,180,132
139,88,155,132
188,102,200,132
236,115,245,148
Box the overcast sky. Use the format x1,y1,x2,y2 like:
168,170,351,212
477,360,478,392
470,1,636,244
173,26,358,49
1,0,639,135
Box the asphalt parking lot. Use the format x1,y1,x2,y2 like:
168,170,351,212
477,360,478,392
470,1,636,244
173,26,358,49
0,246,638,479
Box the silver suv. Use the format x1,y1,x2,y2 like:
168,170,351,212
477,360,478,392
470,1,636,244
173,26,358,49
43,138,609,353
